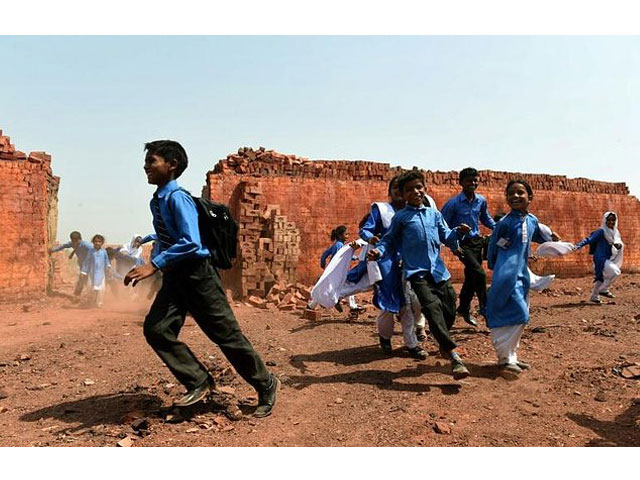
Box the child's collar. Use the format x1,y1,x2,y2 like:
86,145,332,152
155,179,179,198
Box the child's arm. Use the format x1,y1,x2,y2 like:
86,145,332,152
480,198,497,231
149,192,205,270
436,210,470,250
320,243,338,269
440,198,455,229
48,241,72,254
140,233,157,245
531,219,549,245
574,229,603,250
486,225,503,270
359,206,381,244
367,214,401,261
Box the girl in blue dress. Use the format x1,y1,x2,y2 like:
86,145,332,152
574,211,624,304
486,180,554,375
81,234,112,308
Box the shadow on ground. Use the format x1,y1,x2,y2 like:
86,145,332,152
20,392,164,432
567,400,640,446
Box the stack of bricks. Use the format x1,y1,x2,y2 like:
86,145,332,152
230,180,301,299
205,147,640,289
0,129,60,301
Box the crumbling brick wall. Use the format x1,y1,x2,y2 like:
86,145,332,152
205,147,640,295
0,130,59,301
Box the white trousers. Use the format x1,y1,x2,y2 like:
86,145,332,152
377,307,419,349
405,280,426,329
491,324,525,365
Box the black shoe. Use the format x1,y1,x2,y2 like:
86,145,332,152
334,302,344,313
407,346,428,360
499,363,523,376
379,336,392,353
415,327,427,342
458,309,478,327
350,306,366,313
600,290,615,299
254,374,280,418
516,360,531,370
451,360,470,380
174,377,214,407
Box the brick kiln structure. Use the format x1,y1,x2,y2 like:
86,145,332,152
0,130,60,301
205,147,640,299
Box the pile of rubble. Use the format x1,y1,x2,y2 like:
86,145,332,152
245,282,312,312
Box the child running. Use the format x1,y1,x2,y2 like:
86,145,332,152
485,179,551,376
574,211,624,304
368,170,472,379
49,231,93,299
312,225,363,313
360,176,427,359
124,140,278,416
441,167,496,327
81,234,111,308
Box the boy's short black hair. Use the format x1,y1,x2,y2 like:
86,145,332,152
92,234,105,243
144,140,189,179
505,179,534,199
388,175,399,196
397,170,424,194
70,231,81,240
459,167,478,184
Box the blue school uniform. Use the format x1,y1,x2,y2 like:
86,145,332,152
81,248,111,288
149,180,210,270
51,240,92,268
358,203,404,313
485,210,546,328
575,229,611,282
441,192,496,238
375,205,460,282
320,241,344,269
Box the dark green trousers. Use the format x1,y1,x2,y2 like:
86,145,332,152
409,273,458,352
144,257,270,391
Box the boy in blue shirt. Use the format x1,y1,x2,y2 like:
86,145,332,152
441,167,496,327
125,140,278,416
368,170,472,380
49,231,93,299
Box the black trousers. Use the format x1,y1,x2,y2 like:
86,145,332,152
456,237,487,314
144,257,270,391
409,273,458,352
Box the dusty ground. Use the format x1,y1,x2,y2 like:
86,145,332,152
1,275,639,447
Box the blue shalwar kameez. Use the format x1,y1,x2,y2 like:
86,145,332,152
486,210,546,364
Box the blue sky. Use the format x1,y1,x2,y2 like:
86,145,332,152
2,36,638,244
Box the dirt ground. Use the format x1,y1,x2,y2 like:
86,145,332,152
1,274,639,447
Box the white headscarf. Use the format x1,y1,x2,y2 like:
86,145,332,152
122,234,143,259
601,211,624,267
601,211,622,245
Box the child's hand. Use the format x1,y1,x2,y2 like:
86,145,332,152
457,224,471,235
551,231,562,241
529,255,538,262
367,249,381,261
348,240,361,250
453,248,465,259
124,264,158,287
368,235,380,245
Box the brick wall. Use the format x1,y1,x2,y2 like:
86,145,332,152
204,148,639,294
0,130,60,301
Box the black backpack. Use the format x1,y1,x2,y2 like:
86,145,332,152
167,189,238,269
